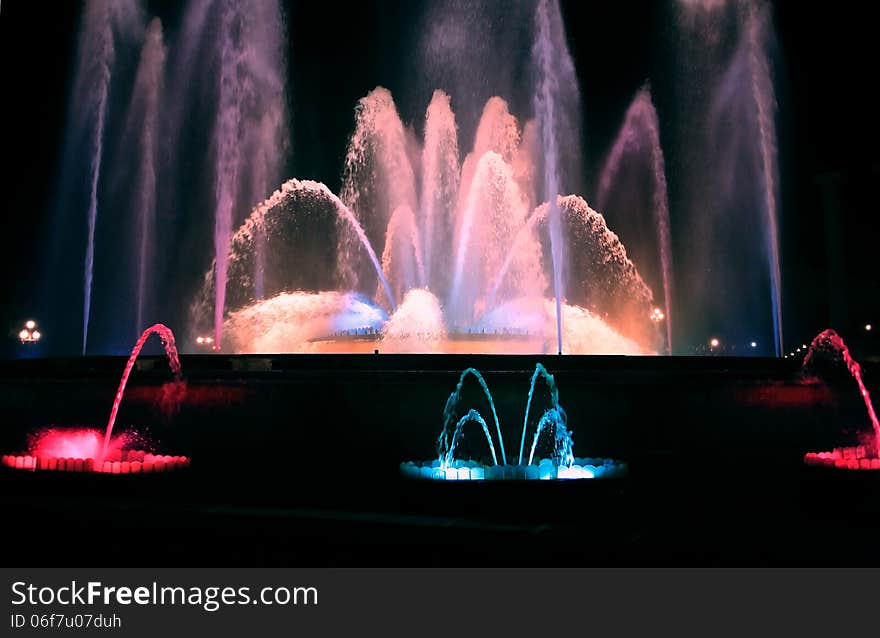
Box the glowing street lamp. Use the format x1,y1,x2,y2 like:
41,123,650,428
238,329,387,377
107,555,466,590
18,320,41,343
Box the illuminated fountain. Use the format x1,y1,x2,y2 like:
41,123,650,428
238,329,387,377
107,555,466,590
803,329,880,471
191,94,659,355
190,0,661,356
400,363,627,481
1,324,189,474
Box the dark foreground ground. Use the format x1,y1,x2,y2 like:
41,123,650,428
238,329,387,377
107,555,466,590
1,354,878,565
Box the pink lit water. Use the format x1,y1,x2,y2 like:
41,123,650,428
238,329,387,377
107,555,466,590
804,329,880,457
101,324,181,460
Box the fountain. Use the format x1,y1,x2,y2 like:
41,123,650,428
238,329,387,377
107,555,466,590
34,0,795,359
1,325,190,474
401,363,627,481
183,1,661,356
803,329,880,470
192,90,658,355
61,0,144,354
597,86,674,354
675,0,783,355
126,18,165,336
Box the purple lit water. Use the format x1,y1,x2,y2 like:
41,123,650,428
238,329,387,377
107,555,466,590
126,18,165,335
597,86,674,353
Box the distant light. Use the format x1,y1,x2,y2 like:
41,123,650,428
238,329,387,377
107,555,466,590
802,344,807,349
25,320,36,330
750,341,757,348
32,331,41,341
866,324,873,332
709,337,720,348
18,330,29,341
196,335,218,351
650,307,665,322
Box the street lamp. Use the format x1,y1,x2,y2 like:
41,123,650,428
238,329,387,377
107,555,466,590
18,320,41,343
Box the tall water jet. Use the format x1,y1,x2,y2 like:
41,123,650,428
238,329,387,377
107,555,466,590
679,0,782,353
420,90,460,296
597,86,674,353
743,1,783,357
101,324,181,461
210,0,289,347
456,97,521,218
339,88,418,296
532,0,580,354
448,152,541,324
124,18,165,336
73,0,143,354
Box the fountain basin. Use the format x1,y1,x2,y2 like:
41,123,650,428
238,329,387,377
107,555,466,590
1,449,190,474
400,457,627,481
804,446,880,471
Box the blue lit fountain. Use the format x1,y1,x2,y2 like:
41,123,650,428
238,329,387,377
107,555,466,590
401,363,627,481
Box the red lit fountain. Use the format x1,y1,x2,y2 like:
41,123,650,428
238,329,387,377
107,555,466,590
1,324,190,474
803,329,880,471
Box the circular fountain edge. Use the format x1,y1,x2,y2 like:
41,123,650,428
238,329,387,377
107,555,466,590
400,457,627,481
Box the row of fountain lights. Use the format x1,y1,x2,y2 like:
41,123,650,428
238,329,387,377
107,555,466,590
15,318,875,356
784,324,873,359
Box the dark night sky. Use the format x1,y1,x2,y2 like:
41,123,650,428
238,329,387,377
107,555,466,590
0,1,877,357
